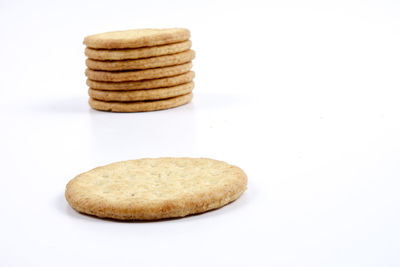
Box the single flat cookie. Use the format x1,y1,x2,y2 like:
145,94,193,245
86,50,195,71
86,71,195,90
89,82,194,102
85,40,192,60
84,28,190,49
88,92,193,112
65,157,247,220
85,62,192,82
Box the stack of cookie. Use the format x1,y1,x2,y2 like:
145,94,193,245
83,28,195,112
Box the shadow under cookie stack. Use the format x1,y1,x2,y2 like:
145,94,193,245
83,28,195,112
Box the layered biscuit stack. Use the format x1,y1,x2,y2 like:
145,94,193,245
83,28,195,112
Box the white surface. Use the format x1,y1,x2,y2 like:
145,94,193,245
1,0,400,266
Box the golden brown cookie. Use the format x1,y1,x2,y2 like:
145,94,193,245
88,82,194,102
85,62,192,82
85,40,192,60
84,28,190,49
86,71,195,90
86,50,195,71
65,157,247,220
88,92,193,112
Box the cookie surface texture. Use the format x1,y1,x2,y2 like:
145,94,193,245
86,50,195,71
86,71,195,90
84,28,190,49
88,92,193,112
89,82,194,101
85,40,192,60
65,158,247,220
85,62,192,82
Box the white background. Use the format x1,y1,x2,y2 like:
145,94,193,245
1,0,400,266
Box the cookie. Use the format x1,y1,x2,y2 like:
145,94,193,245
65,157,247,220
87,71,195,90
85,40,192,60
84,28,190,49
85,62,192,82
86,50,195,71
89,82,194,102
88,92,193,112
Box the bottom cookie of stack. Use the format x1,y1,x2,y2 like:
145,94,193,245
89,92,193,112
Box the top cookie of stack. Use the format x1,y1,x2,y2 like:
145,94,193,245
84,28,195,112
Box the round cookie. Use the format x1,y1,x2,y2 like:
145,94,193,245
86,50,195,71
87,71,195,91
85,40,192,60
89,82,194,102
84,28,190,49
65,157,247,220
88,92,193,112
85,62,192,82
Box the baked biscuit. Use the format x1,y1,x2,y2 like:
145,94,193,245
85,62,192,82
86,71,195,90
86,50,195,71
89,82,194,102
88,92,193,112
84,28,190,49
65,158,247,220
85,40,192,60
